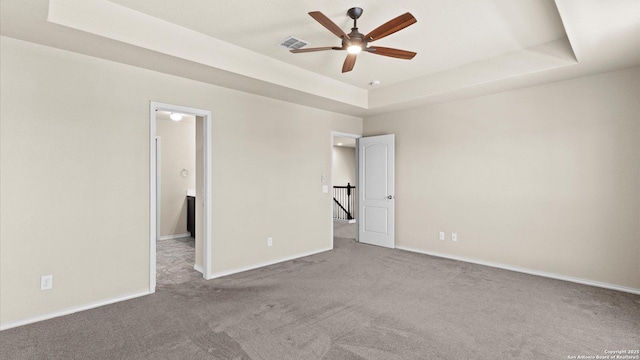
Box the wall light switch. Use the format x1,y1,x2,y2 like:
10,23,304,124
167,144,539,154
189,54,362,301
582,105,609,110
439,231,445,240
322,185,329,193
267,237,273,247
321,175,326,184
452,233,458,242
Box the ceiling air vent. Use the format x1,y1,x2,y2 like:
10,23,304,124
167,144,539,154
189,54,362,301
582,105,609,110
278,36,309,50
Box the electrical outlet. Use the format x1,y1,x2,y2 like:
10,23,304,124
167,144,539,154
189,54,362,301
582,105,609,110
267,237,273,247
41,275,53,290
452,233,458,242
439,231,445,240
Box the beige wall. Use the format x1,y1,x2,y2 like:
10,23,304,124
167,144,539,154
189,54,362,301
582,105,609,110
364,67,640,290
0,36,362,327
332,146,356,187
209,97,361,276
156,118,196,237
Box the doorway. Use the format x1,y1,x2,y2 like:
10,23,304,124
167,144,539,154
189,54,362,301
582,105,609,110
331,132,361,245
155,111,198,286
150,102,212,292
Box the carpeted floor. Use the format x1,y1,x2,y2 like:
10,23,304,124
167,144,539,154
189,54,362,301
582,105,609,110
156,237,202,286
333,220,356,240
1,235,638,359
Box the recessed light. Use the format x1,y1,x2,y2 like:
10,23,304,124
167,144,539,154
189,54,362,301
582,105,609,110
369,80,381,86
337,143,343,146
170,113,183,121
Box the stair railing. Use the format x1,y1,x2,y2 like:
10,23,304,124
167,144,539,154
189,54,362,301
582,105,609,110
333,183,356,220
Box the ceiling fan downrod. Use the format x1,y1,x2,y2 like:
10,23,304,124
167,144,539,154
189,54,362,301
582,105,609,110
347,7,364,29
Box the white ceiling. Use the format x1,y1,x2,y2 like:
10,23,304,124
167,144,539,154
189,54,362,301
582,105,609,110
109,0,568,89
1,0,639,117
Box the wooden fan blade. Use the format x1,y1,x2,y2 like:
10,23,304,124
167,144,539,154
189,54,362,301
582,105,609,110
342,53,357,73
290,46,340,53
309,11,350,39
367,46,416,60
365,13,417,42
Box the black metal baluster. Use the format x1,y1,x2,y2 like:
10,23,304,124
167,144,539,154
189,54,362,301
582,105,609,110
346,183,352,220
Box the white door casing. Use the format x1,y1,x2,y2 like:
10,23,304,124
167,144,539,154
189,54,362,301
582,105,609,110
150,101,213,292
358,134,395,248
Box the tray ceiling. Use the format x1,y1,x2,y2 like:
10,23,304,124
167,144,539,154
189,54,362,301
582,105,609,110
1,0,638,116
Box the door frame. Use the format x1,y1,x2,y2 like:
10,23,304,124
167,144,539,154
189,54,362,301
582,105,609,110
149,101,213,292
330,131,362,248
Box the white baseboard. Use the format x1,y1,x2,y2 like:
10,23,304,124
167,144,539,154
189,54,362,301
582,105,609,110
193,264,203,274
396,246,640,295
0,289,151,331
208,247,333,280
158,233,191,241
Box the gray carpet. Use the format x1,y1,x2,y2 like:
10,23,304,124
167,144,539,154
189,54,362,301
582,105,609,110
156,237,202,286
333,220,356,240
1,237,638,359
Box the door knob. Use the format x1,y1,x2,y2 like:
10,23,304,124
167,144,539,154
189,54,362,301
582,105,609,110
387,195,393,199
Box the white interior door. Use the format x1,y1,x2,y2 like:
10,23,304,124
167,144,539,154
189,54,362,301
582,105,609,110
358,134,395,248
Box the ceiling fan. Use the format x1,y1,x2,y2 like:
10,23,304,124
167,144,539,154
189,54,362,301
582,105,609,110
291,7,417,73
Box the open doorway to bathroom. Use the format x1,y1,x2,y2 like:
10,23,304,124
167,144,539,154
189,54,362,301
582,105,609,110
155,110,200,286
332,133,360,242
150,102,212,292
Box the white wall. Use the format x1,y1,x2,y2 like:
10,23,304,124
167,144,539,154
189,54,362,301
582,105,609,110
156,117,195,237
364,67,640,291
0,36,362,328
332,146,356,187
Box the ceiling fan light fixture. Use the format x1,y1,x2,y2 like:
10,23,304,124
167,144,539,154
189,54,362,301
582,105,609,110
291,8,417,73
347,45,362,54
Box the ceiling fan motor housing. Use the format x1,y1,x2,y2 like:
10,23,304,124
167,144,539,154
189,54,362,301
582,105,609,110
345,30,366,48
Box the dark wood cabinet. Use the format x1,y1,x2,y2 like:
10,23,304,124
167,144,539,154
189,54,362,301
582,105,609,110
187,196,195,238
